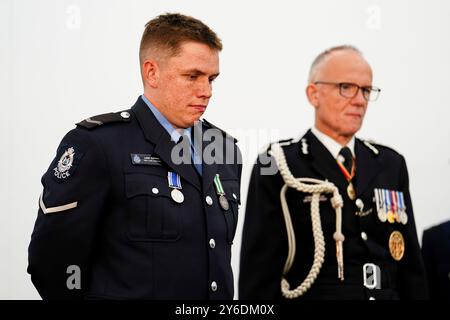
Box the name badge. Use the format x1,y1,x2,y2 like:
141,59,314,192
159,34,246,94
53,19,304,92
130,154,162,166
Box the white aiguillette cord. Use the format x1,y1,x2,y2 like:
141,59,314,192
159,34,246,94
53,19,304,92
269,143,345,299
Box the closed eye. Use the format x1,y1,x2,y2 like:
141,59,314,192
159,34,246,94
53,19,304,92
187,74,198,81
209,76,218,83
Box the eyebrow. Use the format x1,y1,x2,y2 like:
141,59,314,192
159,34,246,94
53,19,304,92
340,81,373,88
183,69,220,78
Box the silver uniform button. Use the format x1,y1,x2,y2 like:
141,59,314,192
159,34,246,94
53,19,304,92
206,196,213,206
120,111,130,119
211,281,218,292
232,193,237,200
152,187,159,195
361,232,368,241
209,239,216,249
369,297,376,300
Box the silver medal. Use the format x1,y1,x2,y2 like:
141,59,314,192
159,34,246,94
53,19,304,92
378,211,387,223
374,188,387,223
219,195,229,211
400,211,408,225
398,192,408,225
171,189,184,204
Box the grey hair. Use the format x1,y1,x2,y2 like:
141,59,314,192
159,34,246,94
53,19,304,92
308,45,363,82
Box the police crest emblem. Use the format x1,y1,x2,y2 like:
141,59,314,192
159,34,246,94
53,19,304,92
54,147,75,179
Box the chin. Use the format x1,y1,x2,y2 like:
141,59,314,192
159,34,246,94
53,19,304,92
192,113,204,122
347,123,362,134
340,126,359,137
184,118,200,128
346,129,360,137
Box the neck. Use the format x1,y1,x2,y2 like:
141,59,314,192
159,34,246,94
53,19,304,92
314,125,353,146
143,92,182,129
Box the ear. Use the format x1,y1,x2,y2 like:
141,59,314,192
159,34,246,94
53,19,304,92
306,83,319,109
142,59,159,88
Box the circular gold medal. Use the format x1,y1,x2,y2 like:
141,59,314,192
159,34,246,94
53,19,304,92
387,211,395,224
347,183,356,200
389,230,405,261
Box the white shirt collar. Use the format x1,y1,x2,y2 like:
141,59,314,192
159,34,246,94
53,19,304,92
310,126,355,159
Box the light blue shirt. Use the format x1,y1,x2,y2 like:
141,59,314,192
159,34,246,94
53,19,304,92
141,95,202,175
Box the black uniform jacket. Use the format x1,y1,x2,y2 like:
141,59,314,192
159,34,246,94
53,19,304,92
28,97,242,300
422,220,450,300
239,130,428,300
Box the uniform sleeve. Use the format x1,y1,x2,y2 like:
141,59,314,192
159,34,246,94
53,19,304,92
397,155,429,299
239,155,287,299
27,128,110,299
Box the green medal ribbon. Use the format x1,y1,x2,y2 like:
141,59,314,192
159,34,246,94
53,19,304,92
214,174,225,195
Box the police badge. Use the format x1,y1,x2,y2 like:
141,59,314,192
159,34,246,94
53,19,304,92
53,147,75,180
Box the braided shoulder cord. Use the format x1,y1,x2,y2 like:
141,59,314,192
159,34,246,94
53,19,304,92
269,143,345,299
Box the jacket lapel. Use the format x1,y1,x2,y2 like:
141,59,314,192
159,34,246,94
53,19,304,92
131,97,201,191
199,121,219,192
354,138,381,197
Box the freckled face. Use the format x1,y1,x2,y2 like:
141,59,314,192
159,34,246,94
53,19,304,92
151,42,220,129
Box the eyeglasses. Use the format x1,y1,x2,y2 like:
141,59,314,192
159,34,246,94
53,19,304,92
314,81,381,101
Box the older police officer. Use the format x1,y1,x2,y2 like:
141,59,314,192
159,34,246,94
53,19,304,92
28,13,242,299
239,45,428,300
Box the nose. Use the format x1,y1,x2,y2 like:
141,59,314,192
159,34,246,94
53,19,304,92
197,79,212,99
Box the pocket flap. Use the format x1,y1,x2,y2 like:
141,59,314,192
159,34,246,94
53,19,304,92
125,173,170,199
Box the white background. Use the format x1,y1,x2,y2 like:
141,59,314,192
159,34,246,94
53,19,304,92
1,0,449,299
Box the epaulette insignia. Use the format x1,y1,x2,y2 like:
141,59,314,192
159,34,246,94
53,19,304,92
263,138,295,154
278,138,295,147
300,138,309,155
76,110,131,129
363,140,380,155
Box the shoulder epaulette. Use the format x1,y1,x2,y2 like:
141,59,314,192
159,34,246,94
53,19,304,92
361,139,380,155
362,139,404,157
76,110,132,129
277,138,296,147
202,119,238,143
263,137,297,154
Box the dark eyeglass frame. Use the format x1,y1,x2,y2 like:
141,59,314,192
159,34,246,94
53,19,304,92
314,81,381,101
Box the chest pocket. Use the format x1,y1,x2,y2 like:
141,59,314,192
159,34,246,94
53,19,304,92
125,172,182,242
221,179,240,244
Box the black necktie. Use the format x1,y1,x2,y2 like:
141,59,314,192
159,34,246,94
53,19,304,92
338,147,353,174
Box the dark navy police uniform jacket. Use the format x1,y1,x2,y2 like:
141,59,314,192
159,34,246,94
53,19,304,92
239,130,428,300
422,220,450,300
28,97,242,300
